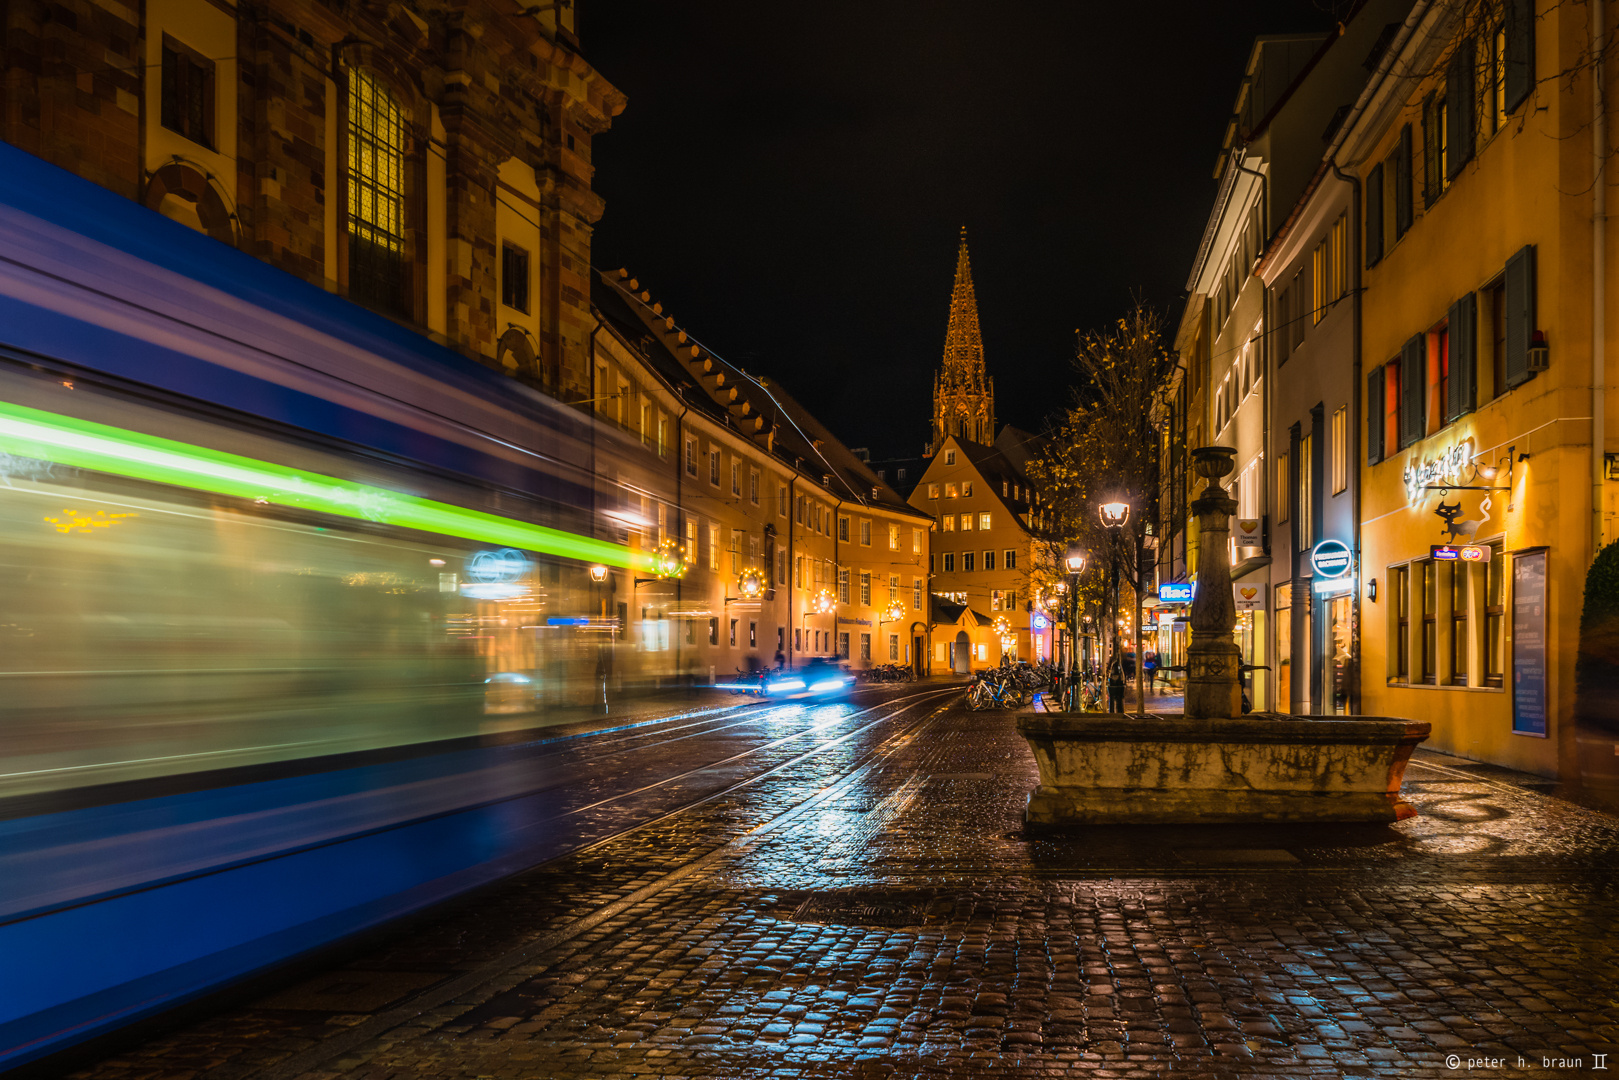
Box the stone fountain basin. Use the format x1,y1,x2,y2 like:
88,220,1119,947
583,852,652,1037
1015,713,1431,826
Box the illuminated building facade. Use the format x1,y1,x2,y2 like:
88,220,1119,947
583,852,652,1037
931,230,996,452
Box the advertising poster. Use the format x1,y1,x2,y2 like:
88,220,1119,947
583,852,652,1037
1512,549,1548,737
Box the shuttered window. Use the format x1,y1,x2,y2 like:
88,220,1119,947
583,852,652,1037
1446,38,1476,179
1394,125,1414,237
1367,365,1385,464
1422,91,1446,206
1446,291,1478,421
1365,162,1385,267
1399,334,1425,447
1504,0,1535,113
1503,245,1537,389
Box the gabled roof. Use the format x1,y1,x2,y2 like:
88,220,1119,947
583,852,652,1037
912,434,1040,535
931,599,994,628
592,268,931,521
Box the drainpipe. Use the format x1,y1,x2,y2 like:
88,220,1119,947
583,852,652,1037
1595,0,1608,559
1332,158,1363,716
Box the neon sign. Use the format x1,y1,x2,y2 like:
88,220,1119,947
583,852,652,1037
1403,439,1472,502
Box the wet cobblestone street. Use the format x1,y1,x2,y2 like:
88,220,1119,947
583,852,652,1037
70,694,1619,1080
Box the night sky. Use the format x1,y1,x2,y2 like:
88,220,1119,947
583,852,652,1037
584,1,1344,458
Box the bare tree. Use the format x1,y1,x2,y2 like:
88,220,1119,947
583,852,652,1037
1028,304,1178,711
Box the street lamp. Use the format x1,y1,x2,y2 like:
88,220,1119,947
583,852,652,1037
1061,547,1089,710
1064,546,1089,574
588,564,608,583
1099,500,1131,528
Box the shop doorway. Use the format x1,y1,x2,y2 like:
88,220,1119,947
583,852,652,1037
1327,594,1353,714
951,631,971,674
913,635,925,677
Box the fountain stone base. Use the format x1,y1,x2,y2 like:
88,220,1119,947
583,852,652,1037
1015,713,1431,825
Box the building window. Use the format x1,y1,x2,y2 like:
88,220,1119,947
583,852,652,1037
161,36,215,149
945,450,956,465
942,515,954,532
859,572,871,605
979,512,991,530
347,68,411,318
888,574,900,604
839,631,850,659
709,450,720,486
1449,562,1469,685
860,519,872,546
1004,549,1016,570
709,524,720,571
945,483,958,498
1423,85,1449,206
983,550,995,571
749,621,757,648
731,462,741,497
729,619,738,647
960,514,973,532
747,469,759,505
914,529,923,553
963,481,973,497
685,518,697,564
942,553,955,573
838,568,850,604
838,516,850,542
1331,407,1348,494
501,243,530,313
709,617,719,645
962,552,975,572
928,483,940,499
1485,543,1505,686
913,578,923,610
889,634,900,661
1421,558,1438,684
888,523,899,550
1392,564,1410,681
1297,434,1313,549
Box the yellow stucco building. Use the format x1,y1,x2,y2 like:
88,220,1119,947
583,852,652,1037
1347,0,1606,778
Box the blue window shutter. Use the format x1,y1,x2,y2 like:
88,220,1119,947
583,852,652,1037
1504,245,1536,389
1447,292,1477,421
1368,365,1385,464
1504,0,1535,113
1400,334,1425,447
1365,163,1384,267
1447,39,1475,178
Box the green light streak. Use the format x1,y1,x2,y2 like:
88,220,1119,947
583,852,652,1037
0,399,654,571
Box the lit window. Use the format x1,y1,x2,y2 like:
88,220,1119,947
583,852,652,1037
979,512,991,530
347,68,409,317
888,523,899,550
942,516,955,532
945,483,958,498
960,514,973,531
928,483,940,499
963,482,973,497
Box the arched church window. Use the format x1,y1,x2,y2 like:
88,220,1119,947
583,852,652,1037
347,68,409,318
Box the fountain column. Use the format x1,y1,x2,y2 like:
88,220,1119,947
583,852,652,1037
1185,446,1242,719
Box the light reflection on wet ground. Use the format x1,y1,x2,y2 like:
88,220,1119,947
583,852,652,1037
70,696,1619,1080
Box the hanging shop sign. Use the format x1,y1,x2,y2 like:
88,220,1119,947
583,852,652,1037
1512,550,1549,737
1234,583,1266,611
1032,613,1049,630
1403,438,1473,503
1431,544,1490,562
1233,518,1263,547
1158,582,1194,603
1310,540,1353,578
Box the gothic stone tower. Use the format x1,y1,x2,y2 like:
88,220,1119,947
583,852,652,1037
931,229,996,451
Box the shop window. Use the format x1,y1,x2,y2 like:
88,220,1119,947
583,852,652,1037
1276,584,1292,707
974,643,987,661
501,243,530,313
1449,562,1469,685
1421,559,1438,684
346,67,410,318
161,36,215,150
1392,565,1410,681
1485,543,1506,686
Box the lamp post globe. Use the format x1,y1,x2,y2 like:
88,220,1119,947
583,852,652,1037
1064,546,1088,575
1099,500,1131,528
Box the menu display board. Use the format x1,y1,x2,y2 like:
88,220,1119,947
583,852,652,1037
1512,549,1548,737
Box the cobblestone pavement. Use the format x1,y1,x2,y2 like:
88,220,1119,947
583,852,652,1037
68,696,1619,1080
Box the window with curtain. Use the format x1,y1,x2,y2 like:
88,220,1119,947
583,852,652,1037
347,68,409,318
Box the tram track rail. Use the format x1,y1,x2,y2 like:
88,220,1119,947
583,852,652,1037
236,685,962,1080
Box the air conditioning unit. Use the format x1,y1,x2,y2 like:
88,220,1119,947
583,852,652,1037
1527,330,1550,372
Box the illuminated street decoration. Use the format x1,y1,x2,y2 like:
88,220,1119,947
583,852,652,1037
1403,438,1472,502
0,399,652,571
735,567,766,598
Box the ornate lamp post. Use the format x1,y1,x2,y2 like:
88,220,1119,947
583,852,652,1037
1097,499,1132,709
1063,545,1088,710
1185,447,1242,718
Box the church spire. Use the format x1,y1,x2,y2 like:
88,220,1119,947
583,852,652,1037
931,228,995,452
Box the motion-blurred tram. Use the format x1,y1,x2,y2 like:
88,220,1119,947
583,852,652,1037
0,143,695,1069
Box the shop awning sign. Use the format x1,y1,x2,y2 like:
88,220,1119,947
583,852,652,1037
1158,582,1194,603
1234,583,1266,611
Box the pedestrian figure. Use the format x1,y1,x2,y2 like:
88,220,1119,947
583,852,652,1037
774,648,786,670
1106,659,1125,714
1143,650,1159,694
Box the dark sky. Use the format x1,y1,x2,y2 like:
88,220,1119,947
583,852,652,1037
583,1,1342,459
